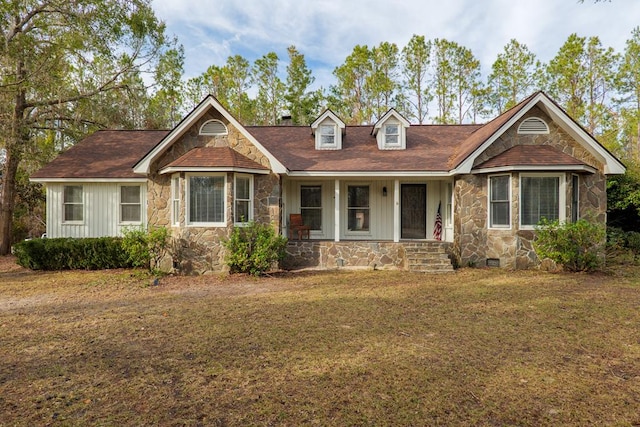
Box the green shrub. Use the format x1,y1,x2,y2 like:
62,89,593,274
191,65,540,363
534,219,606,272
13,237,131,270
222,221,288,276
626,231,640,262
122,226,170,273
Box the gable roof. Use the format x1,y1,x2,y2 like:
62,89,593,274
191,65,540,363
372,108,411,136
452,91,625,175
160,147,269,174
133,95,286,174
30,130,169,182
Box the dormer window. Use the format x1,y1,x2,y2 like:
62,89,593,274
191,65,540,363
373,109,410,150
311,109,346,150
320,124,336,146
385,124,400,145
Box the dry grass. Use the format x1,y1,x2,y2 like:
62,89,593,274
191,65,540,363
1,256,639,426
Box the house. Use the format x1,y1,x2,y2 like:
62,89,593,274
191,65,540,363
30,92,626,273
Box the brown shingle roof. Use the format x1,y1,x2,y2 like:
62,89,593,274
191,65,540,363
246,124,482,172
163,147,268,171
448,92,540,169
31,130,168,179
475,145,587,169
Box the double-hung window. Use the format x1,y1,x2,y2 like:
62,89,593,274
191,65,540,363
300,185,322,231
171,175,180,226
120,185,141,223
489,175,510,228
347,185,370,232
63,185,83,222
319,125,335,146
520,175,563,227
188,174,225,226
385,124,399,146
234,175,253,224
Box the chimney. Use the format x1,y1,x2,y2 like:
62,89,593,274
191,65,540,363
280,115,293,126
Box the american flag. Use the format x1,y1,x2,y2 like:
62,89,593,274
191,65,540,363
433,202,442,241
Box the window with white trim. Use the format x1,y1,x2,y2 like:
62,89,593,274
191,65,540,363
571,174,579,223
171,175,180,226
385,124,400,145
347,185,370,232
188,174,225,225
234,174,253,224
489,175,510,228
120,185,141,223
300,185,322,231
446,183,453,227
520,175,563,227
63,185,83,222
319,124,336,146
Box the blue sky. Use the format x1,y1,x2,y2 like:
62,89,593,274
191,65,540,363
150,0,640,91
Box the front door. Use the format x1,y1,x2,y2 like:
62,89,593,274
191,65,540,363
401,184,426,239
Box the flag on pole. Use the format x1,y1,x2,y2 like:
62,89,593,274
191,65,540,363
433,201,442,241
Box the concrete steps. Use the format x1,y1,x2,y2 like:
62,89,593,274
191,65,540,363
405,242,454,273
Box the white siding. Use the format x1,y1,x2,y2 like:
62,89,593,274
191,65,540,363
284,178,454,242
46,182,147,238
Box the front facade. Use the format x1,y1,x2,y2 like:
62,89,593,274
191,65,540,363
31,92,625,273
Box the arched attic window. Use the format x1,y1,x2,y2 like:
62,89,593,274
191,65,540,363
517,117,549,135
200,119,228,136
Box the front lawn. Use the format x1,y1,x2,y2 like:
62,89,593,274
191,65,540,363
1,257,639,426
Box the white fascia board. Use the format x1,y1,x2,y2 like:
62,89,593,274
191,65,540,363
456,92,625,175
472,165,596,175
456,93,544,174
30,177,147,183
133,96,287,175
160,166,271,175
372,109,411,136
538,98,626,175
311,110,346,130
286,171,452,178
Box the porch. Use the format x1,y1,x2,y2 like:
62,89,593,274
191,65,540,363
282,177,454,243
282,240,454,273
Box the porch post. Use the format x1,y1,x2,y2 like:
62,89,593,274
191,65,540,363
334,179,340,242
393,179,400,242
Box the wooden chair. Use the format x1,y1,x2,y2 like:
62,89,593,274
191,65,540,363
288,213,311,240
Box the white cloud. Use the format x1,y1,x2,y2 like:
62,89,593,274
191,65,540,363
152,0,640,90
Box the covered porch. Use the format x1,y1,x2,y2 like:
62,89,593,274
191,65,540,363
281,177,455,243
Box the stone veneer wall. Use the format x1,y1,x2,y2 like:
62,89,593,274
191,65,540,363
283,241,408,270
147,109,281,274
453,107,608,269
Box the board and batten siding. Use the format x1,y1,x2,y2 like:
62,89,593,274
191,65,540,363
46,182,147,238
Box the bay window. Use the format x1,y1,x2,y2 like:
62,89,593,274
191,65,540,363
520,175,564,227
489,175,510,228
234,175,253,224
188,174,225,225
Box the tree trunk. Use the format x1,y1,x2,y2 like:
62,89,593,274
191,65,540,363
0,61,27,255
